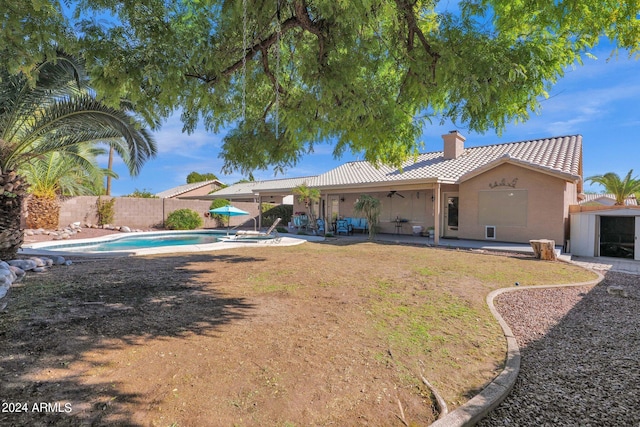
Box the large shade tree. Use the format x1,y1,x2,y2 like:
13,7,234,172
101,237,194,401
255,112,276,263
0,52,157,259
4,1,639,175
68,0,639,176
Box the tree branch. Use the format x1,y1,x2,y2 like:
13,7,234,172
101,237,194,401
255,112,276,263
395,0,440,82
184,0,328,85
260,45,287,96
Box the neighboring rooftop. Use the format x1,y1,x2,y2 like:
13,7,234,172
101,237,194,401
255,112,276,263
580,193,638,206
156,179,224,199
193,176,316,200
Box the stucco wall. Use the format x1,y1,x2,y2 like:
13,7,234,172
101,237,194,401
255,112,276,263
56,196,259,230
459,163,574,244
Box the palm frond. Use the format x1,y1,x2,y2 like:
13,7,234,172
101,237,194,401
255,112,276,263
1,51,156,178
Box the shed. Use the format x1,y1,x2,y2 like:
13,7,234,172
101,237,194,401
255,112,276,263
570,206,640,260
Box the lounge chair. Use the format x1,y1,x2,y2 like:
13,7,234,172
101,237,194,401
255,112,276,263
234,217,282,239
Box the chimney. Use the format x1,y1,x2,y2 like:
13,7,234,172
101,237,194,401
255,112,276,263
442,130,466,159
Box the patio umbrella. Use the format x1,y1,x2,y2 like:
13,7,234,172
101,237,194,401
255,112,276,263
209,205,250,235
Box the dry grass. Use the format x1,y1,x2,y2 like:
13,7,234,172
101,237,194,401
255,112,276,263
0,240,597,426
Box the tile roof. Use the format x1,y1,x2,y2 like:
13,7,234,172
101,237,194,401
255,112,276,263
155,179,222,198
309,135,582,188
211,176,315,198
580,193,638,206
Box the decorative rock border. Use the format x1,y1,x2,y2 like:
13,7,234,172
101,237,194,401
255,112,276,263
0,255,73,310
24,222,146,241
429,268,605,427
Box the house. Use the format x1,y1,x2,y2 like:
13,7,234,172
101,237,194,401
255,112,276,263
305,132,582,246
155,179,224,199
215,132,583,246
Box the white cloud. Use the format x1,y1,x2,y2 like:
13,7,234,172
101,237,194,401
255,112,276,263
152,114,224,156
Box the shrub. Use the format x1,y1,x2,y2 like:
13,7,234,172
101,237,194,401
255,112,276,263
125,188,158,198
96,197,116,226
166,208,203,230
262,204,293,226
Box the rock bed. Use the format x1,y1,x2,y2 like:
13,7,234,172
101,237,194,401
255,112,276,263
2,224,156,309
479,270,640,426
24,222,145,241
0,255,72,310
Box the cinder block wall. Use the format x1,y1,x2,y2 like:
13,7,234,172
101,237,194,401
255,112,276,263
56,197,260,230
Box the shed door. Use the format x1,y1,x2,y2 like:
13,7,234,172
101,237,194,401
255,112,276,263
599,216,634,259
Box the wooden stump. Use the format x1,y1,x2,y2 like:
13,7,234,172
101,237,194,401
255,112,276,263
530,239,557,261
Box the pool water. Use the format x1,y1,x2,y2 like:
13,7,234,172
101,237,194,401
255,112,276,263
41,231,230,252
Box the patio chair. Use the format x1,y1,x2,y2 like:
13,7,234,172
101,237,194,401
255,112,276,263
316,218,325,234
336,219,351,236
235,217,282,239
293,215,308,230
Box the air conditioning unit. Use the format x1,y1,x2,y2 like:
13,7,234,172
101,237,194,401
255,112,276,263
485,226,496,240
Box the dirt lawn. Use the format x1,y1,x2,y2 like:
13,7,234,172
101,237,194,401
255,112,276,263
0,235,597,426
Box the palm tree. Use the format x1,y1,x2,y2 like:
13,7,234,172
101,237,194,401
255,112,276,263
354,194,381,240
586,170,640,206
0,52,157,259
293,183,321,227
21,145,115,229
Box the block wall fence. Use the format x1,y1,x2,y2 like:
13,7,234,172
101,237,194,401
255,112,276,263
50,196,260,230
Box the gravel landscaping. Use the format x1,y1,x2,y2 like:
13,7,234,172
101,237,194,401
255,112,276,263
479,270,639,426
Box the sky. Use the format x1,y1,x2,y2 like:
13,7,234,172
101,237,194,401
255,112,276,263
104,45,640,196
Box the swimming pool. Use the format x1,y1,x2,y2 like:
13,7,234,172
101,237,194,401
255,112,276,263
21,229,287,256
40,231,230,252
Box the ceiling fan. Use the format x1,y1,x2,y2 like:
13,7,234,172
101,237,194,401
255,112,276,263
386,191,405,198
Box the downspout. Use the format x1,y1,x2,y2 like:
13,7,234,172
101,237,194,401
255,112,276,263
434,183,441,246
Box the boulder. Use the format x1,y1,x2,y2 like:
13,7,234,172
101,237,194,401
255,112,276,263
0,279,11,299
28,257,47,267
0,268,16,283
7,259,38,271
8,266,25,282
120,226,131,233
51,256,66,265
